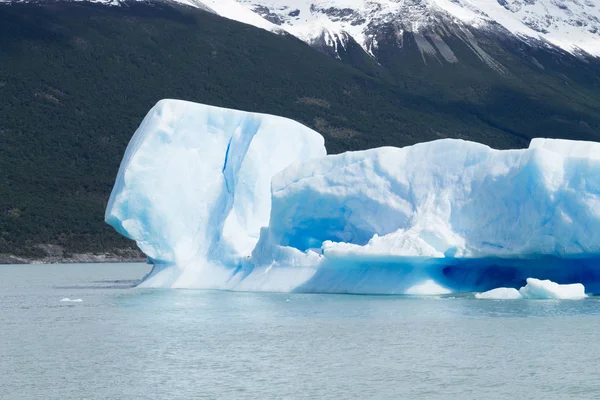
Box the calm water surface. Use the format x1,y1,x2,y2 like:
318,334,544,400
2,263,600,399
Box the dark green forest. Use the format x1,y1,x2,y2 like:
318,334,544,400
1,2,600,259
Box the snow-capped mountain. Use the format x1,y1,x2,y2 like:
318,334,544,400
198,0,600,61
4,0,598,61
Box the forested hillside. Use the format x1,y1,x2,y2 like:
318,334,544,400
1,2,599,259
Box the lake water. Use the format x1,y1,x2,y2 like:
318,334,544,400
2,263,600,399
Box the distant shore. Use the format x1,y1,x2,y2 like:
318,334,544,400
0,251,147,265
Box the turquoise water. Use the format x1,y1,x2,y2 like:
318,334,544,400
2,263,600,399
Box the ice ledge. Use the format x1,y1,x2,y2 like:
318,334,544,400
529,138,600,160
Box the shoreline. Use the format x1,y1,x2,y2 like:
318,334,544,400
0,253,147,265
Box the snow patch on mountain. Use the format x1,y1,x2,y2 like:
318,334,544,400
231,0,600,57
4,0,597,57
200,0,283,33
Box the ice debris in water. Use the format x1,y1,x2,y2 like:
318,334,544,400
60,298,83,303
519,278,586,300
475,288,522,300
477,278,587,300
105,100,600,293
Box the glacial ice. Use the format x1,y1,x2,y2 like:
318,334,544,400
476,278,587,300
519,278,587,300
259,139,600,259
475,288,522,300
106,100,600,294
105,99,325,269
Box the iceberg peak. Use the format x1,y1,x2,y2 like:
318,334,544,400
105,99,326,270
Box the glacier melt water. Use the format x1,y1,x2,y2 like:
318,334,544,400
106,100,600,294
4,263,600,399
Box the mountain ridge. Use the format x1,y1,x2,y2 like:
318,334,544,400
3,0,599,60
233,0,600,59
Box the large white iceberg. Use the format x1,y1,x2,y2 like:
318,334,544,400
105,99,325,278
106,100,600,294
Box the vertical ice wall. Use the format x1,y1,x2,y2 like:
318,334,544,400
105,99,326,268
257,138,600,259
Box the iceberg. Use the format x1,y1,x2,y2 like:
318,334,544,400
106,100,600,294
60,298,83,303
475,288,522,300
105,99,326,285
259,138,600,259
519,278,587,300
476,278,587,300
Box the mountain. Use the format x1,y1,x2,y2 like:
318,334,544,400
6,0,600,59
204,1,600,95
228,0,600,59
1,1,600,260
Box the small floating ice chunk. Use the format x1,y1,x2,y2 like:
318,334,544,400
476,278,587,300
519,278,586,300
404,280,451,295
475,288,522,300
60,298,83,303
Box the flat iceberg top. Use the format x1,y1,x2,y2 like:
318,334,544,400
529,138,600,160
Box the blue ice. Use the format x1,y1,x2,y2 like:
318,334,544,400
106,100,600,294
